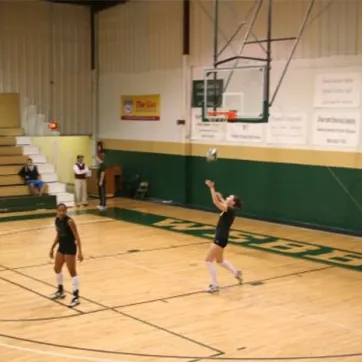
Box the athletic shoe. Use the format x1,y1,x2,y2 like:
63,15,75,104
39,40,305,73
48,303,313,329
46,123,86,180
206,284,219,293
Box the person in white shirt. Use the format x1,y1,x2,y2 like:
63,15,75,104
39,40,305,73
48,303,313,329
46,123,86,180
73,155,89,207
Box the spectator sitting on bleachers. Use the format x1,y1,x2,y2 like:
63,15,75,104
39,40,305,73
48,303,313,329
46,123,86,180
18,158,46,196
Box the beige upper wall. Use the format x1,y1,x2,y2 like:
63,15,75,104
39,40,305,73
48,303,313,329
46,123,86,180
98,0,362,73
190,0,361,66
0,1,92,135
97,0,185,142
98,0,183,73
97,0,362,163
99,0,362,71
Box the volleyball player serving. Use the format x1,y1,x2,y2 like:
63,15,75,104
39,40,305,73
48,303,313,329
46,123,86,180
205,179,242,292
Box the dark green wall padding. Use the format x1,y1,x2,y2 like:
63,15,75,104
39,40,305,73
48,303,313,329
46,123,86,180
106,149,187,204
106,149,362,234
0,195,57,213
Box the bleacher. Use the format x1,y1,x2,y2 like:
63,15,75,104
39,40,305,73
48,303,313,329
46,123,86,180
0,127,56,213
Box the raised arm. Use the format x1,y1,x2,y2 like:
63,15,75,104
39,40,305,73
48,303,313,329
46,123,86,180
205,180,228,212
216,192,226,203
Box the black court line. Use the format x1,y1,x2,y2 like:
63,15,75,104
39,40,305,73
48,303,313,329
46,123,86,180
187,352,225,362
1,210,359,360
0,307,108,322
254,265,334,283
0,332,361,360
0,274,84,315
5,240,210,272
0,265,332,323
3,263,358,360
112,265,333,309
0,219,114,238
4,266,223,355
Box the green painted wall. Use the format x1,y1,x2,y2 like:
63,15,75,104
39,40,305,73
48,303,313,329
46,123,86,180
106,149,362,233
106,149,187,204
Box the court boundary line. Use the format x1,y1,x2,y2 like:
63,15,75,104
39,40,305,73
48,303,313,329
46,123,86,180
0,341,131,362
0,264,224,356
0,332,361,360
8,240,210,271
112,265,333,309
0,265,331,322
2,238,360,360
0,218,114,238
0,209,100,224
1,208,360,360
0,273,85,315
0,308,108,323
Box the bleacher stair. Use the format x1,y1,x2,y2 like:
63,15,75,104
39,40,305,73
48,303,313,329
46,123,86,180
0,137,16,146
0,166,22,176
0,127,74,212
0,128,54,212
0,128,24,136
0,155,28,165
0,175,26,185
0,146,23,155
16,136,75,207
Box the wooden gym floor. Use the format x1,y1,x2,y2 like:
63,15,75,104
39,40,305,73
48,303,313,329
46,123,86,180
0,198,361,362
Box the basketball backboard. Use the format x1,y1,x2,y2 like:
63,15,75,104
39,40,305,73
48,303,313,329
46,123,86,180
202,65,268,123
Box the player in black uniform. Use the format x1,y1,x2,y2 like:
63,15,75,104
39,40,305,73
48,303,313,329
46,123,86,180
49,203,84,307
205,179,242,293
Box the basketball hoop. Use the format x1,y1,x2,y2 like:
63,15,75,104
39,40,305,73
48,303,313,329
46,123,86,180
207,110,237,122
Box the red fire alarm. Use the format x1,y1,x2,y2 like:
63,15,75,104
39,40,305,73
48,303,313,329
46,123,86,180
48,120,58,130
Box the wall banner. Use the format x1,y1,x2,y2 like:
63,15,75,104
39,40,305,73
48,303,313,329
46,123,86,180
314,73,361,108
121,94,160,121
226,122,265,144
267,113,307,145
312,111,360,148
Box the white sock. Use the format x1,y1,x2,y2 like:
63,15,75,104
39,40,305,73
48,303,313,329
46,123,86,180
218,260,238,276
206,261,218,286
72,276,79,292
56,272,63,286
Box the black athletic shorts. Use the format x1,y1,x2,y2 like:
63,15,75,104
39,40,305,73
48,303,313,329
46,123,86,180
214,238,228,248
58,244,77,256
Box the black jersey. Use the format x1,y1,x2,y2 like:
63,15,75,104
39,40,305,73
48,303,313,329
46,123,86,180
215,207,235,241
55,215,76,254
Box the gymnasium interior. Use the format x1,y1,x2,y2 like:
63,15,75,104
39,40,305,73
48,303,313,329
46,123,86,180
0,0,361,361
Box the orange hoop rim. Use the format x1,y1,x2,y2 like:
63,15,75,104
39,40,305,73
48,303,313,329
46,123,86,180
207,110,237,121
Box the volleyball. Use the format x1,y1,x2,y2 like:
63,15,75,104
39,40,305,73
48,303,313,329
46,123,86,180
207,148,217,161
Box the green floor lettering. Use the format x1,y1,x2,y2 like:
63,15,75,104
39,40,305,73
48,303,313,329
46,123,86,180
1,207,361,272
